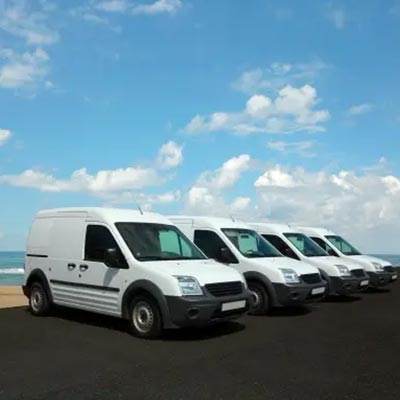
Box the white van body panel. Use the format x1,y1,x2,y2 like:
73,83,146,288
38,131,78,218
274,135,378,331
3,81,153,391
142,259,242,286
295,226,393,271
25,208,248,320
249,223,365,275
169,216,321,284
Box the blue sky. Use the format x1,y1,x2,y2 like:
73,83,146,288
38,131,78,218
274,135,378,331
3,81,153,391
0,0,400,252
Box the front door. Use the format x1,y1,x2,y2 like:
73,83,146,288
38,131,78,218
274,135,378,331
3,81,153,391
73,224,128,316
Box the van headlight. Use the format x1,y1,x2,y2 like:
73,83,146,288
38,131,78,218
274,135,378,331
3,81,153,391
372,262,384,272
279,268,300,284
335,265,351,277
174,276,203,296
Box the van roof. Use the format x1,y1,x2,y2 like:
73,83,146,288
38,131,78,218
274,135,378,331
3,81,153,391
247,222,301,235
168,215,253,231
295,226,336,236
36,207,172,225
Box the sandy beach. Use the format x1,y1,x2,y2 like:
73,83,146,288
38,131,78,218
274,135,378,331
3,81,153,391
0,286,27,309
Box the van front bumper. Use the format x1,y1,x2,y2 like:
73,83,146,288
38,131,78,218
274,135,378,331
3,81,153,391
367,271,398,288
330,276,369,295
272,282,327,307
164,291,252,328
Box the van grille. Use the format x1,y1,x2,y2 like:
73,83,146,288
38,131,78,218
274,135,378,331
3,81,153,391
384,266,395,273
301,273,321,284
205,281,243,297
352,269,366,277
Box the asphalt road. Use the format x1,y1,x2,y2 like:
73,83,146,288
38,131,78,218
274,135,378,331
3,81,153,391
1,286,400,400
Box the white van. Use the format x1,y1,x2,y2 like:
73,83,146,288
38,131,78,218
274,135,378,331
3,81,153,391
249,223,370,296
169,216,327,315
296,227,398,288
22,208,251,338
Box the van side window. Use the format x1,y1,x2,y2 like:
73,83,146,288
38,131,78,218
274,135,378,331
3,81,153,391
159,230,192,257
262,234,299,260
311,237,337,255
85,225,127,267
194,230,237,263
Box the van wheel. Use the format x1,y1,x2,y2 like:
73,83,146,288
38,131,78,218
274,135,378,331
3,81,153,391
29,282,51,316
128,295,162,339
248,281,270,315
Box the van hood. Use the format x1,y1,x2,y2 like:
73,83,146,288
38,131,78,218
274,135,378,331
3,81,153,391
247,256,319,275
306,256,363,271
142,258,244,286
350,255,392,267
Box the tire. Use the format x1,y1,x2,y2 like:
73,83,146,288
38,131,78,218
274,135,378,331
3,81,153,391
29,282,51,316
128,294,162,339
248,281,270,315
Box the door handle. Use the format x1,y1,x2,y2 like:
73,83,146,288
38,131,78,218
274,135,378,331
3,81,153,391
67,263,76,270
79,264,89,271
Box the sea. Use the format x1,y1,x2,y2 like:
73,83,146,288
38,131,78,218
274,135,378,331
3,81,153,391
1,251,400,286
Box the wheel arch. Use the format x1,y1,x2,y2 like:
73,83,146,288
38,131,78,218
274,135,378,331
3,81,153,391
121,280,172,328
25,269,53,302
318,269,333,294
243,271,279,306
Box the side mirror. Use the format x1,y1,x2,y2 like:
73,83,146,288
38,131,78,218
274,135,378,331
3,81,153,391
217,247,233,264
105,248,121,268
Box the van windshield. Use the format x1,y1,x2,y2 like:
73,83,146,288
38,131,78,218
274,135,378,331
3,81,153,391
284,233,328,257
325,235,361,256
116,223,206,262
222,228,282,258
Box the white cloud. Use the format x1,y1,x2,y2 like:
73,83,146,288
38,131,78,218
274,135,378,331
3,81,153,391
80,0,182,18
0,141,184,193
347,103,373,116
197,154,251,190
100,189,181,210
157,141,183,169
255,165,301,188
184,84,330,135
131,0,182,16
185,186,252,216
325,4,346,29
0,167,164,193
253,163,400,252
0,47,49,90
232,60,329,94
182,155,400,252
0,0,59,45
267,140,315,157
0,129,12,146
96,1,129,13
184,155,252,216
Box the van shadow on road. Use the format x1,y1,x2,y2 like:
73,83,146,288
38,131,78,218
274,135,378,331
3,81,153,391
362,287,391,295
322,294,362,303
267,305,313,317
24,306,246,341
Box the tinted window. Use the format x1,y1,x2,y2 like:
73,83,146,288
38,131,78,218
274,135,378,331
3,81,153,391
159,229,193,257
85,225,127,267
325,235,361,256
116,223,205,261
222,229,281,258
311,237,338,255
284,233,328,257
194,230,231,259
262,234,299,260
